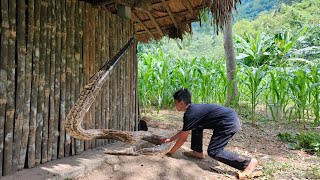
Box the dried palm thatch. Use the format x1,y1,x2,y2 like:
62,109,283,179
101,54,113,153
88,0,240,42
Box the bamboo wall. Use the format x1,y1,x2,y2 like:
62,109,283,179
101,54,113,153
0,0,138,176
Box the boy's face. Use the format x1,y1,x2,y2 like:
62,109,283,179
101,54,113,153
174,100,187,112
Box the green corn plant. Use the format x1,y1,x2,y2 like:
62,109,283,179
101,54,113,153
288,69,310,128
267,68,289,121
242,66,265,122
308,65,320,127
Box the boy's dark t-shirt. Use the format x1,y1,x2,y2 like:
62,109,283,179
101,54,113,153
182,104,240,133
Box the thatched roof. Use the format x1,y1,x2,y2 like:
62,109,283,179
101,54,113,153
87,0,240,42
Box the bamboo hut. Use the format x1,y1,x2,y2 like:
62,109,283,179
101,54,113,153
0,0,239,176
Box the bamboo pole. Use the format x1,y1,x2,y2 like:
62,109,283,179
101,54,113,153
74,0,82,154
70,0,76,156
53,0,62,160
83,2,90,151
19,0,34,170
118,18,126,130
65,0,72,157
42,0,51,164
124,20,129,131
109,14,116,138
48,0,56,162
95,8,101,147
59,0,67,159
28,0,40,168
79,1,85,152
128,20,133,131
100,9,106,146
104,11,110,145
35,0,48,166
89,5,96,149
3,0,17,175
0,0,9,175
13,0,26,172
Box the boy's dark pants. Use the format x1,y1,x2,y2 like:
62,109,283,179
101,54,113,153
191,128,251,170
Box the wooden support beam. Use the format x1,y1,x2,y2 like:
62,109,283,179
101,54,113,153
160,0,178,29
132,13,155,39
145,4,164,36
136,19,196,35
133,6,203,26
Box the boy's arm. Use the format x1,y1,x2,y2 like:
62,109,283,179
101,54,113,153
168,130,189,154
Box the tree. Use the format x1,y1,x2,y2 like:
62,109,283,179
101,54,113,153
224,15,238,106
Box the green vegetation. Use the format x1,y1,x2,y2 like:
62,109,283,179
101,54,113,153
278,132,320,156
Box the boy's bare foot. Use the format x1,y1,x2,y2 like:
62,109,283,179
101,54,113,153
183,151,205,159
237,158,259,179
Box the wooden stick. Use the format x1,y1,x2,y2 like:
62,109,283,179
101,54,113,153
95,8,101,147
105,11,110,145
100,9,106,146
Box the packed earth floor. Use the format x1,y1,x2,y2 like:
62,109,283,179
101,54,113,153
74,108,320,180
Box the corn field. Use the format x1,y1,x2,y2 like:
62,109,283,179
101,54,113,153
138,49,320,127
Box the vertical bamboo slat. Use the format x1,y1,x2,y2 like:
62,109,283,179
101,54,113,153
83,3,90,150
3,0,17,175
95,8,102,147
28,0,40,168
74,0,82,154
124,20,128,131
115,16,120,131
69,0,76,156
13,0,26,172
48,0,56,162
19,0,34,170
35,0,48,166
119,18,124,131
0,0,9,175
64,0,72,157
53,0,62,160
105,11,110,145
59,0,67,159
79,1,85,152
42,0,51,164
109,14,115,135
89,6,96,149
100,10,106,146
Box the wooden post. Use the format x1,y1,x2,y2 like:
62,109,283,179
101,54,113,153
20,0,34,170
4,0,17,175
59,0,67,159
48,0,56,162
0,0,9,175
13,0,26,172
53,0,62,160
28,0,40,168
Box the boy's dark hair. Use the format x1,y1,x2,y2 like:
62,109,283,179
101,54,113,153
173,88,192,104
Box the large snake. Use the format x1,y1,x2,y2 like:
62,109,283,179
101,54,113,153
65,37,174,155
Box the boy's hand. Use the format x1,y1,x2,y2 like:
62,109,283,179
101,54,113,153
160,138,171,143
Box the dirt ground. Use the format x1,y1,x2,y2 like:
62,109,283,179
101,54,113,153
74,108,320,180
